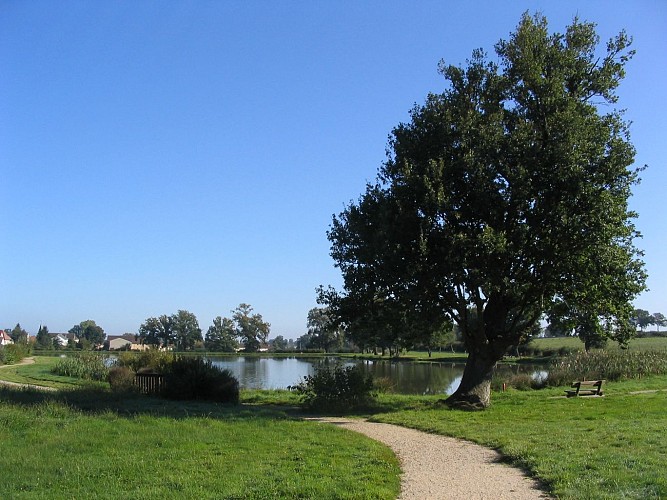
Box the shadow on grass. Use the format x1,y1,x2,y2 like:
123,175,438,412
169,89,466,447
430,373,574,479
0,385,300,422
0,383,449,424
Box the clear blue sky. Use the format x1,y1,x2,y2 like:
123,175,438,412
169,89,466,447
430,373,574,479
2,2,665,338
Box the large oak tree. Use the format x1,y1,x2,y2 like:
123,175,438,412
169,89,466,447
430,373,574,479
323,13,646,409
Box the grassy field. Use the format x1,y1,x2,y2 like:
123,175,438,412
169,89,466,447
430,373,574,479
0,386,399,499
3,355,667,498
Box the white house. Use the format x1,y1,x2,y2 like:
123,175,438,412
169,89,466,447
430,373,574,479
0,331,14,346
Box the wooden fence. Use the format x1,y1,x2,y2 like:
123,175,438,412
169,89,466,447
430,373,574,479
134,373,166,395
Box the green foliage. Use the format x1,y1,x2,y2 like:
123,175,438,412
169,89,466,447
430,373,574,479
115,349,174,373
114,352,240,402
0,342,31,365
232,303,270,352
205,316,239,352
297,364,376,412
108,366,138,393
139,311,203,351
70,320,105,347
172,310,202,351
323,12,646,407
163,356,239,403
546,350,667,386
51,352,109,381
306,307,344,353
35,324,53,349
9,323,28,343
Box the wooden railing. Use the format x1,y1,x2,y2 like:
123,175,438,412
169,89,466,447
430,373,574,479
134,373,166,395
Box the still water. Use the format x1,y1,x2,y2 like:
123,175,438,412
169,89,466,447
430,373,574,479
208,356,545,396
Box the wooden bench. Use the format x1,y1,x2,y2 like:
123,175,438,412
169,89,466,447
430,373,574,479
565,379,605,397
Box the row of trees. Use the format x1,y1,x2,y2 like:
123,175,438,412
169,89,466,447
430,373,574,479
138,304,271,352
631,309,666,332
5,321,106,350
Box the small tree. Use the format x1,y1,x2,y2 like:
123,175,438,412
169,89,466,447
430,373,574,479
232,304,270,352
138,315,175,349
70,320,105,348
271,335,289,351
205,316,239,352
172,310,202,351
307,307,344,353
9,323,28,344
631,309,652,332
35,325,53,350
652,313,666,333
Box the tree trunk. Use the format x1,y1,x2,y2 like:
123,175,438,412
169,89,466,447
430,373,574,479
444,348,498,410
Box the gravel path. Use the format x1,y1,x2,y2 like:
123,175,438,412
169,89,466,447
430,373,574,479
309,417,551,500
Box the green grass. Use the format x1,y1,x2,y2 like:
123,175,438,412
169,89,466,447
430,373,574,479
5,356,667,498
0,387,400,499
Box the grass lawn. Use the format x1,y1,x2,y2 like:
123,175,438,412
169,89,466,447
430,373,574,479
4,355,666,498
0,386,400,499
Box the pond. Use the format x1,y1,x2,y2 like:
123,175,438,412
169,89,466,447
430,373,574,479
207,356,546,396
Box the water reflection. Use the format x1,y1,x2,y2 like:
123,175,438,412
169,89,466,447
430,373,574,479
208,357,544,396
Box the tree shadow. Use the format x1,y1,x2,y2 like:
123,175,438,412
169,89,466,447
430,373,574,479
0,385,299,422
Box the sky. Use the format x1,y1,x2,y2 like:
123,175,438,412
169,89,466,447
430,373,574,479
1,1,665,339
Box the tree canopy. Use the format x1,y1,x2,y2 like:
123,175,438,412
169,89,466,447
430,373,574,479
69,320,105,347
322,12,646,409
232,303,270,352
205,316,239,352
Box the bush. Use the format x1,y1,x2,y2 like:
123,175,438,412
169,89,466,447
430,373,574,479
296,364,376,412
108,366,138,393
0,343,31,365
163,356,239,404
116,349,173,373
546,350,667,386
51,352,109,381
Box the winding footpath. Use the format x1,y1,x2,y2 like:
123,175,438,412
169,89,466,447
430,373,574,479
309,417,551,499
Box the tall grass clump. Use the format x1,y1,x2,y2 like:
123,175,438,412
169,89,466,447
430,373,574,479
297,364,376,412
546,350,667,386
51,352,110,381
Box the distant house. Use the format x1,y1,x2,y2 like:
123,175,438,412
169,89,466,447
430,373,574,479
0,331,14,346
105,334,147,351
50,333,78,347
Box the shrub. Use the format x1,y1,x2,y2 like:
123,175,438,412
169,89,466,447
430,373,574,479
108,366,138,393
51,352,109,381
296,364,376,412
116,349,173,373
0,343,31,365
373,376,395,394
163,356,239,404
